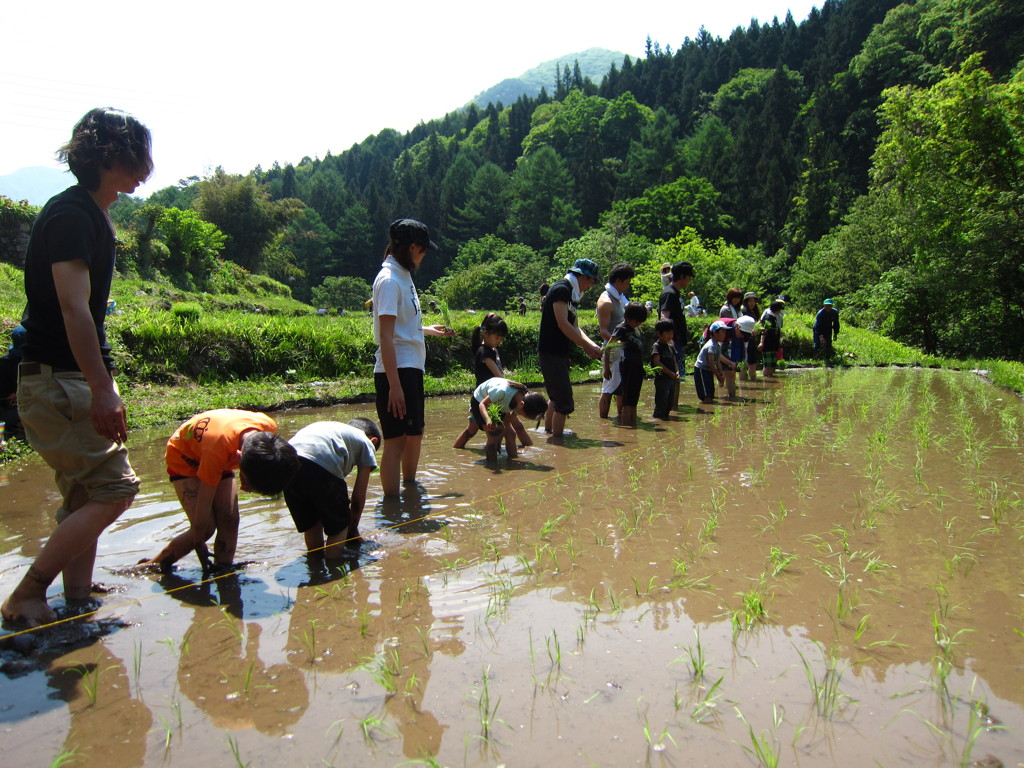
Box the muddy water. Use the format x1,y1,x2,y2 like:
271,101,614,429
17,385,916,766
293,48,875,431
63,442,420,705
1,368,1022,767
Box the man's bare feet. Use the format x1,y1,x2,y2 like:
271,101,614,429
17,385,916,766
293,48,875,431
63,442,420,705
1,595,57,628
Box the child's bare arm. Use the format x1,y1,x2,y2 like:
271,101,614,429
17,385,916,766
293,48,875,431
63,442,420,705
349,465,373,535
484,358,503,378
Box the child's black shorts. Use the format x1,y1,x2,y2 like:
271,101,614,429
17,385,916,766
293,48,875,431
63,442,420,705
283,457,350,537
375,368,425,439
615,361,643,407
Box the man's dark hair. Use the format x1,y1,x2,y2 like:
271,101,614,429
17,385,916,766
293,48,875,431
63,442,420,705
608,262,635,284
671,261,695,281
654,319,675,335
348,417,382,445
59,108,153,191
623,302,648,323
239,432,300,495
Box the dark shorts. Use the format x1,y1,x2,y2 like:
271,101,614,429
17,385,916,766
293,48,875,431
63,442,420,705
283,457,350,536
468,396,486,427
375,368,425,439
694,367,716,400
538,351,574,415
746,338,761,365
169,471,234,483
616,361,643,407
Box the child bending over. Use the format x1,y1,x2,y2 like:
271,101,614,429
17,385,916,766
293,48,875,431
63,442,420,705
141,409,299,574
469,378,547,462
284,418,381,560
694,322,736,404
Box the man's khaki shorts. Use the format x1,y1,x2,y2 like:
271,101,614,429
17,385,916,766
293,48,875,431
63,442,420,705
18,363,140,517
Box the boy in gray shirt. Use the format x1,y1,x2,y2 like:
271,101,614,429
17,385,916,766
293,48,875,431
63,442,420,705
285,418,381,558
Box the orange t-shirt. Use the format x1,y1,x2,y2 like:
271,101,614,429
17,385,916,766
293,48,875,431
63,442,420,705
165,409,277,487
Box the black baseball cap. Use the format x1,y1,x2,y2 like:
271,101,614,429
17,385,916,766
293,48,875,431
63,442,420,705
389,218,438,250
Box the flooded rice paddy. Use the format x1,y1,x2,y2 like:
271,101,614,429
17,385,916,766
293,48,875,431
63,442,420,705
1,367,1022,767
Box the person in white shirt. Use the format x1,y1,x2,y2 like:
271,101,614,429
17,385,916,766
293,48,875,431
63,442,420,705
372,219,454,496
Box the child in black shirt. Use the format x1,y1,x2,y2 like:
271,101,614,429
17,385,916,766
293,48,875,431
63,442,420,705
606,302,649,427
650,319,679,419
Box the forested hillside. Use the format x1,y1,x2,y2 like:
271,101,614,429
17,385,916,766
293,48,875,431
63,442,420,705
4,0,1021,359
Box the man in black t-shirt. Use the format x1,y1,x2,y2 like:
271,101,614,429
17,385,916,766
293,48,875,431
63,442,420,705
2,109,152,628
658,261,695,412
537,258,603,436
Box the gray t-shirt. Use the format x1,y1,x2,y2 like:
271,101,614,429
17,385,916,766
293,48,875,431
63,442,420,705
289,422,377,480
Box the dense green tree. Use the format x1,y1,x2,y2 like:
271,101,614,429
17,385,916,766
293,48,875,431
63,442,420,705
448,162,511,244
507,146,580,255
310,275,372,310
429,235,546,310
792,56,1024,355
281,207,335,297
617,107,683,198
157,207,227,284
193,169,301,273
610,176,727,242
332,202,377,282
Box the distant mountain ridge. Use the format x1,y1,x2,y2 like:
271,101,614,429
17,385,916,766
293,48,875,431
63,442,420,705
468,47,627,107
0,166,72,207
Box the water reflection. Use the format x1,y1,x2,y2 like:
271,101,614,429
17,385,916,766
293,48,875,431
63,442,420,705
1,371,1023,766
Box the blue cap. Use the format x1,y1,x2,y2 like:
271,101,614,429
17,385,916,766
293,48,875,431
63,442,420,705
569,258,600,280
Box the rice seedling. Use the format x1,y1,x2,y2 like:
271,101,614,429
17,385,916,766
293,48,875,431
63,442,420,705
958,678,1006,768
796,642,849,718
299,618,318,661
359,712,395,743
681,627,706,682
640,710,677,754
735,708,780,768
731,580,770,635
72,663,105,706
794,461,815,496
853,614,872,643
690,675,724,724
357,608,372,637
768,546,796,576
699,511,719,544
132,639,144,698
485,569,516,619
365,647,401,696
631,575,656,596
832,585,859,623
476,666,503,745
545,629,562,680
48,748,79,768
226,734,248,767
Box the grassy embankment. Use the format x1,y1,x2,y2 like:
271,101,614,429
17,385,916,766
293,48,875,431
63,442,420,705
2,266,1022,458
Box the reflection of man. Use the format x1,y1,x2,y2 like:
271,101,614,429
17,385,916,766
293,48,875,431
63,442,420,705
596,262,635,420
658,261,695,411
537,258,603,437
46,643,151,765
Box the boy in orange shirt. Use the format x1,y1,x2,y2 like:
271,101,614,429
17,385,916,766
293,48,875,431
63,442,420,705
141,409,299,574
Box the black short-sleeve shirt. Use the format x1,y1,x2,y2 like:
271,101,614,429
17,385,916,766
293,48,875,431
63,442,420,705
658,285,686,345
473,344,503,384
22,186,116,370
537,278,577,356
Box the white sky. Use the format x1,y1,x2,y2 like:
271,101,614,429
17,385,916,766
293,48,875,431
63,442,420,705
1,0,820,195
